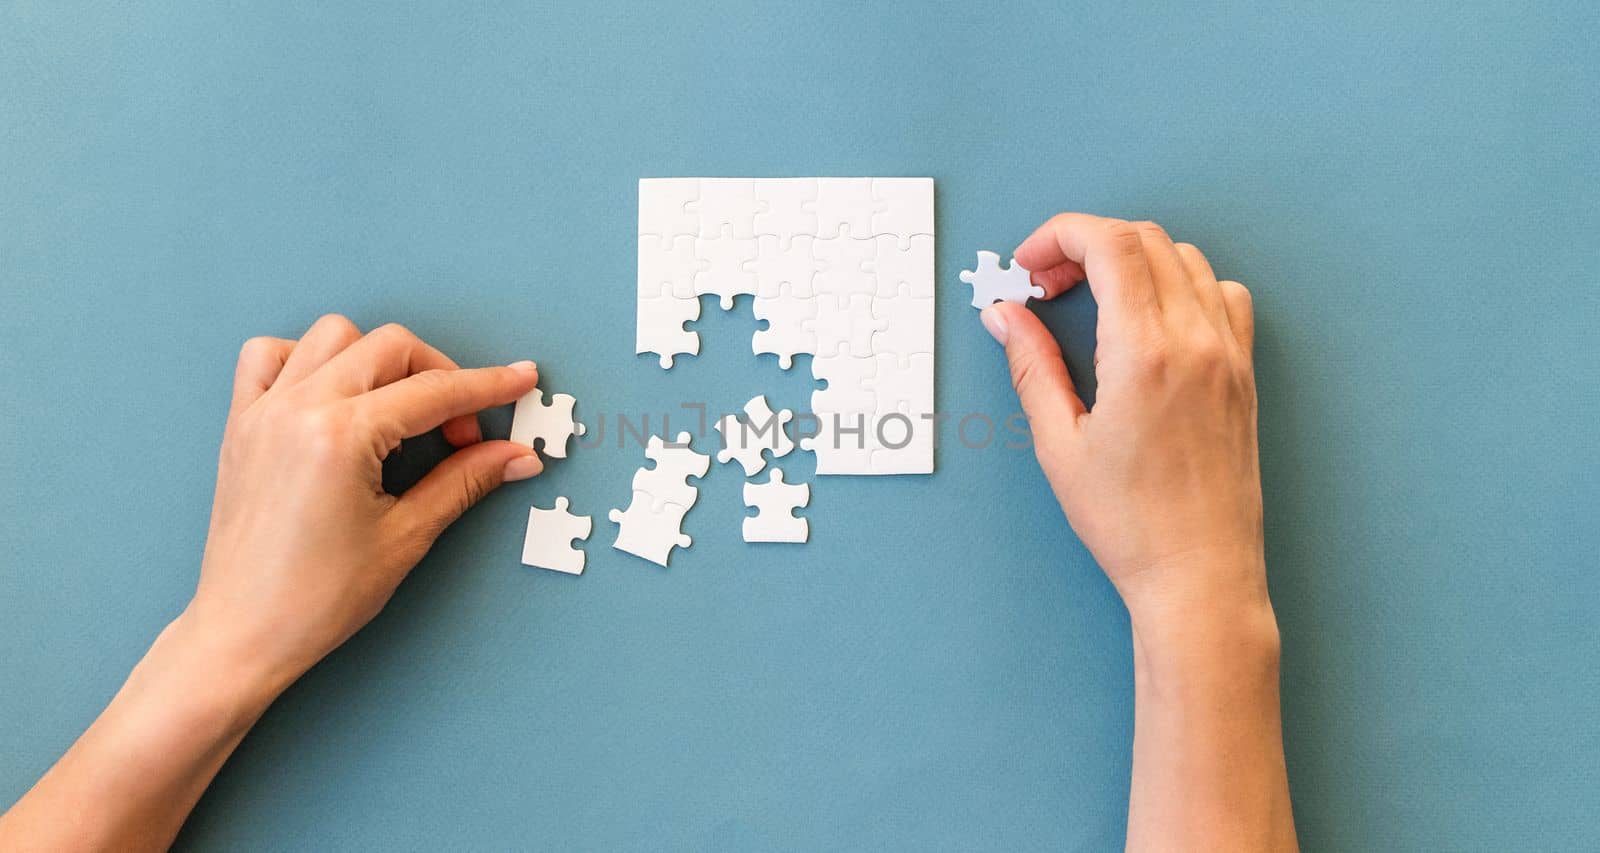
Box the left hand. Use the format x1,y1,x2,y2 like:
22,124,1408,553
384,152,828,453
189,315,544,691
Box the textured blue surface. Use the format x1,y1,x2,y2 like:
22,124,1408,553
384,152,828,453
2,2,1597,850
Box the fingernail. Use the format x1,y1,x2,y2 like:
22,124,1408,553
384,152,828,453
508,360,538,374
980,305,1009,345
503,453,543,482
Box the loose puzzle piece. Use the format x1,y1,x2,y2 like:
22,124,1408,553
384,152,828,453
631,431,710,512
521,497,592,574
609,490,692,567
812,235,878,303
806,293,886,358
690,178,763,240
810,353,877,413
960,250,1044,309
870,178,934,246
638,233,706,299
715,394,795,476
695,224,758,310
751,283,817,369
869,283,934,362
510,388,587,458
743,468,810,542
637,285,700,368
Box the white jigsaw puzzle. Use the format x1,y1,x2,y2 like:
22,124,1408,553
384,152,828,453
510,388,587,458
751,283,817,369
631,431,711,511
638,177,936,475
610,431,706,567
743,468,810,543
960,250,1044,309
715,394,795,476
521,497,592,575
609,491,692,567
636,286,700,368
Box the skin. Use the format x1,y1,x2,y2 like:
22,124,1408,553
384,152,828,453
991,213,1296,851
0,213,1294,851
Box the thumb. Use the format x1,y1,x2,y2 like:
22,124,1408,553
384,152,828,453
980,302,1087,448
395,440,543,535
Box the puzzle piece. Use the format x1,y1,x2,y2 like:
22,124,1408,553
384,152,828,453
638,233,706,299
806,178,881,239
751,283,817,369
799,411,878,475
869,283,934,361
690,178,763,240
510,388,587,458
812,234,878,302
632,431,710,511
743,468,810,542
747,233,819,299
715,394,794,476
868,413,934,475
695,224,758,310
638,178,700,244
960,250,1044,309
870,178,934,245
609,490,692,567
805,293,886,358
810,353,877,413
636,286,700,368
753,178,818,245
867,234,935,299
521,497,592,574
864,352,934,415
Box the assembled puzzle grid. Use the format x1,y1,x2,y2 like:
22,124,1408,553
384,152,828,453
637,177,936,476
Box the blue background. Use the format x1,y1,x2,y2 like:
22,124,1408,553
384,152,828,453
3,1,1596,849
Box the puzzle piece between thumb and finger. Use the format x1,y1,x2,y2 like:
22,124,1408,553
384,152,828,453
510,388,587,458
959,250,1044,309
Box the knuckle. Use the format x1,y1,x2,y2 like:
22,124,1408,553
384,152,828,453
1219,280,1254,311
238,336,276,361
1133,339,1170,377
1189,331,1229,366
373,322,416,343
295,406,352,456
1103,221,1146,259
1133,220,1168,241
313,313,359,336
1007,349,1048,399
411,367,457,397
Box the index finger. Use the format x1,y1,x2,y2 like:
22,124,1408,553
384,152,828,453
313,323,484,446
358,361,542,447
1013,213,1161,332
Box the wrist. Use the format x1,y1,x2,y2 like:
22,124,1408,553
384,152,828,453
1115,553,1281,689
133,609,298,730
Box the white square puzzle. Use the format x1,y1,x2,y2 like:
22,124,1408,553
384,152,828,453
638,177,935,475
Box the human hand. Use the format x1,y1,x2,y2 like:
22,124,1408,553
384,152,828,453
981,214,1265,623
186,315,545,694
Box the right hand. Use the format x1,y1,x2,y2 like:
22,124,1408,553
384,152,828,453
981,214,1266,620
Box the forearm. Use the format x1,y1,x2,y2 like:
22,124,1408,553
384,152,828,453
1123,567,1297,852
0,611,289,851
